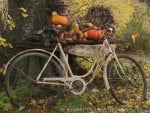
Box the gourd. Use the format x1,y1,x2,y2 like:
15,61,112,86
51,15,68,25
83,29,104,40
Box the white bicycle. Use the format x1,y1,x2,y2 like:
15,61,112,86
3,25,147,109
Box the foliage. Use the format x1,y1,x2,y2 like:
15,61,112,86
118,8,150,52
0,91,12,111
0,60,150,113
6,15,16,31
0,36,13,48
50,60,150,113
19,7,29,18
5,7,29,31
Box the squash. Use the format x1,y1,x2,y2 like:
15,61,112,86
51,15,68,25
84,29,104,40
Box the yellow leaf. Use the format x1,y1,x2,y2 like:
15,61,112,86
7,15,13,20
1,41,7,47
0,37,6,42
131,32,138,43
0,68,3,74
118,108,125,113
19,7,28,18
92,88,99,93
7,20,11,24
5,43,13,48
7,15,16,30
145,100,150,106
19,7,27,13
0,36,13,48
21,13,28,18
7,43,13,48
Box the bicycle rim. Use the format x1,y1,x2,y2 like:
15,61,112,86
5,52,63,110
107,54,147,104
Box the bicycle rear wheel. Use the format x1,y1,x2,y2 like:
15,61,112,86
107,54,147,104
5,52,63,109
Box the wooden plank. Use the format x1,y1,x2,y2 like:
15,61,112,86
65,44,116,57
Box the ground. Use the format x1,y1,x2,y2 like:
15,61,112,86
0,58,150,113
50,61,150,113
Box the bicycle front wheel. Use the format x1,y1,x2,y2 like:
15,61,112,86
107,54,147,105
5,51,63,109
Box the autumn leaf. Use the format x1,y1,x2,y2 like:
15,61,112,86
131,32,138,43
0,37,6,42
145,100,150,107
22,13,28,17
1,41,6,47
118,108,125,113
92,88,99,93
19,7,27,13
6,43,13,48
7,15,16,30
89,112,95,113
0,36,13,48
19,7,28,17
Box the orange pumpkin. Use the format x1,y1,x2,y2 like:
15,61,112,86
84,29,104,40
51,15,68,25
83,32,88,38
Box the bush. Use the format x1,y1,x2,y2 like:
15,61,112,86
118,8,150,53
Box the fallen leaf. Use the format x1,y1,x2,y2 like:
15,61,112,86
89,111,95,113
118,108,125,113
19,7,27,13
92,88,99,93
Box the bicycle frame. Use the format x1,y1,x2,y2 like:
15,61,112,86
35,39,117,90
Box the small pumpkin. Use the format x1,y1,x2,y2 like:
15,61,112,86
51,15,68,25
83,32,88,38
84,29,104,40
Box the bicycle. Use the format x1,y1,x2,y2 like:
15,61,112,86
3,25,147,109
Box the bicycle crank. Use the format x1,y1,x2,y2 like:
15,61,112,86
70,78,86,95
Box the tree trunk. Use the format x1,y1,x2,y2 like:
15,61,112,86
6,0,49,76
7,0,48,41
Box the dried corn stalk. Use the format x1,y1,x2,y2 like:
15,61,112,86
85,5,115,28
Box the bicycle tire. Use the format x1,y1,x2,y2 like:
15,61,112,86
5,51,63,109
107,54,147,105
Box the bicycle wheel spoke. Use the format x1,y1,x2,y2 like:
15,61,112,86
107,54,147,104
5,52,64,110
11,64,36,83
